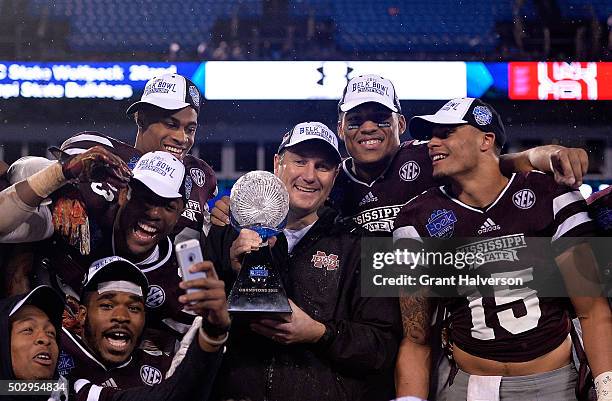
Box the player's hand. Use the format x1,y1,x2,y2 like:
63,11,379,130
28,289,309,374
550,147,588,188
229,229,262,273
61,145,132,187
211,195,230,226
179,261,230,331
250,300,326,345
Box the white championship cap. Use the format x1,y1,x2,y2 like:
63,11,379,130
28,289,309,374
409,97,506,146
278,121,342,162
126,73,201,115
132,151,187,199
338,74,401,113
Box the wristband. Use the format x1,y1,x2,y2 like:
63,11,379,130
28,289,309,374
27,162,66,198
316,323,334,347
199,327,229,346
201,318,230,337
595,371,612,401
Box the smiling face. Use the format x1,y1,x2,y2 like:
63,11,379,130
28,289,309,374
274,141,339,225
114,180,184,262
338,102,405,170
134,105,198,161
427,124,484,179
80,291,145,366
10,305,59,380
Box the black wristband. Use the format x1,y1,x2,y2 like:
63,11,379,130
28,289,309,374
316,323,334,347
201,318,230,338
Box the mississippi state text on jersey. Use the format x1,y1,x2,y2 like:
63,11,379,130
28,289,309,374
393,172,595,362
330,140,435,234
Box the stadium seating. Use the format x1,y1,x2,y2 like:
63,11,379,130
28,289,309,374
28,0,263,52
26,0,611,55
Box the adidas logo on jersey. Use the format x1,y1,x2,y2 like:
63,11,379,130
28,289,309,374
359,192,379,206
478,218,500,234
102,378,118,388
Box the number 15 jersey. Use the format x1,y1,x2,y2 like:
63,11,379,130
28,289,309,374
393,172,595,362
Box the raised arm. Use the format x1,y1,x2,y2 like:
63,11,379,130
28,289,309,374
500,145,588,188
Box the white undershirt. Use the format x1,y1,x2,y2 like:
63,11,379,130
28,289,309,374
283,222,315,253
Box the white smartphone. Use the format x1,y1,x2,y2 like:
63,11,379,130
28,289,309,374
175,239,207,293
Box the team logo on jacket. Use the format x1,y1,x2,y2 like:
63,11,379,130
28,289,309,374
426,209,457,238
140,365,162,386
146,285,165,309
399,161,420,181
57,351,75,376
189,168,206,187
513,189,536,209
311,251,339,270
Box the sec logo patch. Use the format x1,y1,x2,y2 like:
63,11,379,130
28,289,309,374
190,168,206,187
140,365,162,386
399,161,420,182
146,285,165,309
513,189,536,209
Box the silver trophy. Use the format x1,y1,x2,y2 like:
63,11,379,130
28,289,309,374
227,171,292,314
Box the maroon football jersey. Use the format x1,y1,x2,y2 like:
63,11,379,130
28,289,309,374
59,132,217,239
393,172,595,362
330,140,435,234
59,327,173,389
43,233,196,344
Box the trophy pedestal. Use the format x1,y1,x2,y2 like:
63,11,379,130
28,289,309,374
228,245,292,315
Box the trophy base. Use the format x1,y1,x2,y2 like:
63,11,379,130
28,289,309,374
227,291,292,315
227,246,292,315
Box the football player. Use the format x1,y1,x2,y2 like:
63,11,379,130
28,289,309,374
57,73,217,245
46,152,199,347
60,255,229,395
392,98,612,401
332,74,588,235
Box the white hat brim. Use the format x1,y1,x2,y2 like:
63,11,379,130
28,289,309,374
133,176,182,199
339,98,398,113
126,98,191,115
409,114,468,139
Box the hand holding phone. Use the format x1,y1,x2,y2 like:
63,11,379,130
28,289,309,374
175,239,207,293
